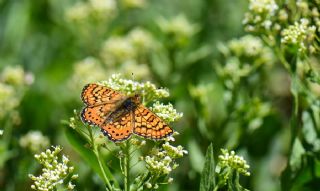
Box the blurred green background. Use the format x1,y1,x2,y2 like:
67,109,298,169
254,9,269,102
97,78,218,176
1,0,319,190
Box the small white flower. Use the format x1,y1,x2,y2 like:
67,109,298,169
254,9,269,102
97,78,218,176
29,146,78,190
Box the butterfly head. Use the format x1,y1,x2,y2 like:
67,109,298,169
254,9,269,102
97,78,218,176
131,94,141,104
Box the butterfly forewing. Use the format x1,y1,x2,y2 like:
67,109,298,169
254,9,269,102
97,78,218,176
133,105,173,139
81,83,125,106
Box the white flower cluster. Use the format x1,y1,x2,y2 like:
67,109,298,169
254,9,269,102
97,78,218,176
65,0,117,22
101,74,169,103
226,35,273,60
29,146,78,191
218,149,250,176
1,66,26,86
68,57,106,91
0,66,32,122
217,35,274,89
157,14,199,46
150,102,183,123
101,37,135,65
19,131,50,153
281,18,317,53
100,28,156,66
0,83,17,119
243,0,279,32
144,142,187,176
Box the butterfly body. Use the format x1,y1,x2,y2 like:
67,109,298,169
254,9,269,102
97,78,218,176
80,83,173,142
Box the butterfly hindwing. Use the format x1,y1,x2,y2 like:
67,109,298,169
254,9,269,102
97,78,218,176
100,111,134,142
133,105,173,140
81,103,120,126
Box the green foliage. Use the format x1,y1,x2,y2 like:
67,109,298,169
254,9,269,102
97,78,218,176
200,143,215,191
0,0,320,190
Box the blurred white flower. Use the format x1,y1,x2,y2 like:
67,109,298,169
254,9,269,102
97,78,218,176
120,0,146,9
157,14,199,46
0,83,18,120
243,0,279,32
1,65,25,86
89,0,117,19
65,2,90,22
68,57,107,91
100,37,135,66
127,28,156,54
20,131,50,153
66,0,117,22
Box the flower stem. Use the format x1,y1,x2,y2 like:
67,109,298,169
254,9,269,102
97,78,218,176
123,141,131,191
88,127,113,191
289,68,299,148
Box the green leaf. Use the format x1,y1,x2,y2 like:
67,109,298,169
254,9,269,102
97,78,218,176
199,143,215,191
302,111,320,151
64,127,119,189
290,138,305,172
188,139,205,173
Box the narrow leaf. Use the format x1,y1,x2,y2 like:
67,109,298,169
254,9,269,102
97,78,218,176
200,143,215,191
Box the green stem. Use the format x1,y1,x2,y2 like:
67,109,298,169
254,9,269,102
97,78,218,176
124,141,131,191
88,127,113,191
289,71,299,147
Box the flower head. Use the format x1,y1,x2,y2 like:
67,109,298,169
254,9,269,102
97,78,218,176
68,57,107,92
243,0,279,32
100,37,135,66
281,18,317,53
144,141,187,176
1,66,26,86
127,28,156,54
29,146,78,191
19,131,50,153
65,0,117,23
217,149,250,177
157,14,199,46
100,74,169,103
150,102,183,123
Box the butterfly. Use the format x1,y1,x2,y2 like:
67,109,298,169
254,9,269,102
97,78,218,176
80,83,173,142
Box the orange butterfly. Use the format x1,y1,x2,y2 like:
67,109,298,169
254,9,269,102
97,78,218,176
80,83,173,142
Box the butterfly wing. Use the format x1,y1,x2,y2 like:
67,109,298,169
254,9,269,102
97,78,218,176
100,111,134,142
133,105,173,140
81,83,124,106
81,104,117,126
81,83,127,126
